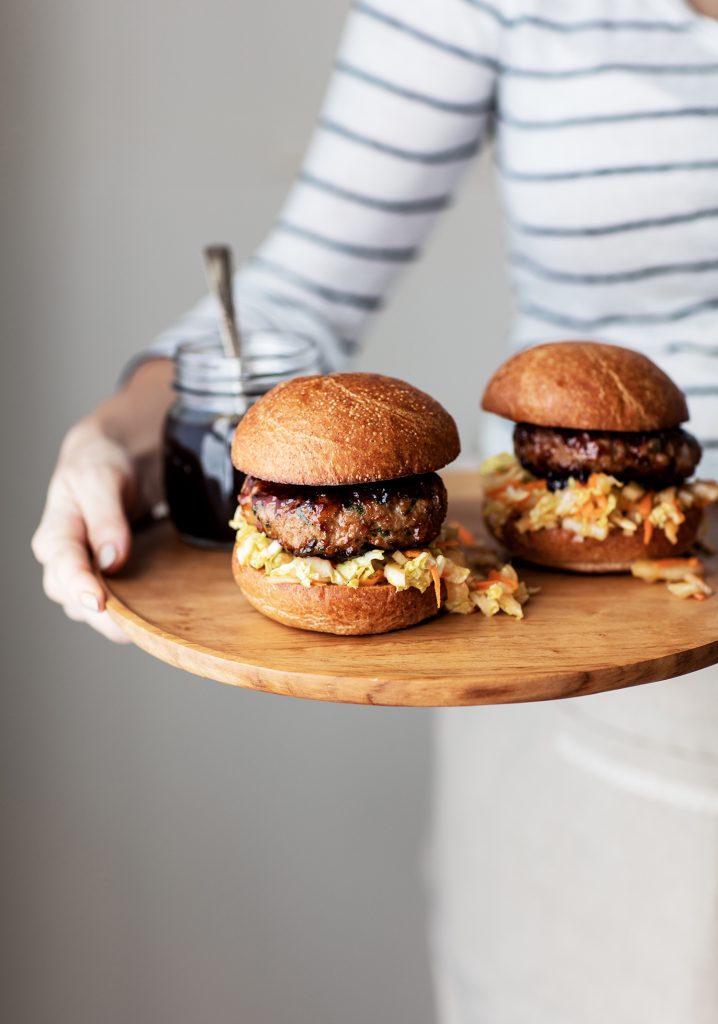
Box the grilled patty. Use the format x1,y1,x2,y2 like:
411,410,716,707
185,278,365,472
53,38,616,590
239,473,447,559
514,423,701,488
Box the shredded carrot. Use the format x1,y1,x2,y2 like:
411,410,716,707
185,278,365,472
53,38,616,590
429,564,442,608
456,524,477,547
694,592,707,601
579,494,605,520
469,579,496,591
638,492,654,545
488,569,518,592
402,549,424,558
654,558,701,569
582,501,599,520
638,493,653,519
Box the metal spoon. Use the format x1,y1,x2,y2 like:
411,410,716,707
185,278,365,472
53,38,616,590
203,244,242,362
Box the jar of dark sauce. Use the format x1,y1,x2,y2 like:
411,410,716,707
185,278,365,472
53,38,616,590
163,334,320,548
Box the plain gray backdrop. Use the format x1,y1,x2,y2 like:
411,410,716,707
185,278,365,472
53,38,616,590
1,2,510,1022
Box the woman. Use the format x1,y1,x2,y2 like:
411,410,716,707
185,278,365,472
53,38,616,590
32,2,718,1020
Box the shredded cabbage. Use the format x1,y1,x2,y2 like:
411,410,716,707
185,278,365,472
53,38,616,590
630,557,713,601
480,453,718,545
229,516,384,588
230,513,529,619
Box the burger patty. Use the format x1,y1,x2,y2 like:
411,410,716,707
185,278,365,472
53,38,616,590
239,473,447,559
514,423,701,488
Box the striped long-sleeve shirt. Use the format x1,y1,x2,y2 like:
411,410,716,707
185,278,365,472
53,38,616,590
143,0,718,473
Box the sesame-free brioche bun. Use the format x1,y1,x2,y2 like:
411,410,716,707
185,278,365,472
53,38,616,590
482,341,688,432
232,373,460,486
489,505,703,574
233,560,442,635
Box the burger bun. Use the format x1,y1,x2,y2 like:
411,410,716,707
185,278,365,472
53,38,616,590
490,505,703,574
232,372,460,486
481,341,688,432
233,560,442,635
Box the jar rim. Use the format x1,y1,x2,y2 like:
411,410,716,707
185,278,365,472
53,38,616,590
176,331,318,364
173,332,321,396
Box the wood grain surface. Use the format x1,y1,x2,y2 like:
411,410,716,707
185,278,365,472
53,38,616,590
103,472,718,707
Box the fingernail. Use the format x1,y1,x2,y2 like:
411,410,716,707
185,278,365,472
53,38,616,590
81,591,101,613
98,543,118,570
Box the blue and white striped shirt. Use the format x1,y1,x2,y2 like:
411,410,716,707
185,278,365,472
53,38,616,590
145,0,718,472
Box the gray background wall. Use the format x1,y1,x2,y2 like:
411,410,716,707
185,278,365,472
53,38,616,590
1,2,510,1022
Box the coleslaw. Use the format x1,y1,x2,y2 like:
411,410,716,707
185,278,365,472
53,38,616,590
481,453,718,545
229,513,531,619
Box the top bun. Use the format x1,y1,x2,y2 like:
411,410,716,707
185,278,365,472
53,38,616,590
232,372,460,485
481,341,688,431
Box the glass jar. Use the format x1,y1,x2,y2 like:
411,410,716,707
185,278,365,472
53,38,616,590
163,331,321,548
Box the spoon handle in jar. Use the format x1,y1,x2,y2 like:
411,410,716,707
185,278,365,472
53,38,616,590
203,244,242,361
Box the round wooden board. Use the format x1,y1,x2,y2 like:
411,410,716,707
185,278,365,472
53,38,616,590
103,472,718,707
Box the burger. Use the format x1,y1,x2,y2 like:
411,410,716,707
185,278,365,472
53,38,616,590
479,341,718,573
229,372,469,634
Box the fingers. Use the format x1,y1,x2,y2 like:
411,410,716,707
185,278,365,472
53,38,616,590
33,426,138,643
38,525,130,643
33,458,132,592
39,516,108,612
37,524,131,644
91,612,131,643
60,591,131,644
69,464,133,574
66,603,131,644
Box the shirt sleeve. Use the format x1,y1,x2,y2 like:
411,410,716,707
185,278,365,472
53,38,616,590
125,0,500,377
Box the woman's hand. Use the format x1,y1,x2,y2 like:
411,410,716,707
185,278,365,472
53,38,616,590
32,359,174,642
32,421,138,642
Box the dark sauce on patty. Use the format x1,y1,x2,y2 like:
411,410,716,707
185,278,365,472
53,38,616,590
514,423,701,488
239,472,447,559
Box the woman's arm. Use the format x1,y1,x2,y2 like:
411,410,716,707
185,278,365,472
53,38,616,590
132,0,501,370
34,0,501,638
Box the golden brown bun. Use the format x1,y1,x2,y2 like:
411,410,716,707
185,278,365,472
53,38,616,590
233,560,442,634
482,341,688,431
488,505,703,574
232,373,460,485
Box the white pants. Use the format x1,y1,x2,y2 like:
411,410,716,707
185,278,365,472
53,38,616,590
428,664,718,1024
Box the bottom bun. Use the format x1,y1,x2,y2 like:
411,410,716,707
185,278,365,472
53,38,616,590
491,505,703,574
233,559,441,635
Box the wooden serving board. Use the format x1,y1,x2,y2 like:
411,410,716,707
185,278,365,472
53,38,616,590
103,472,718,707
